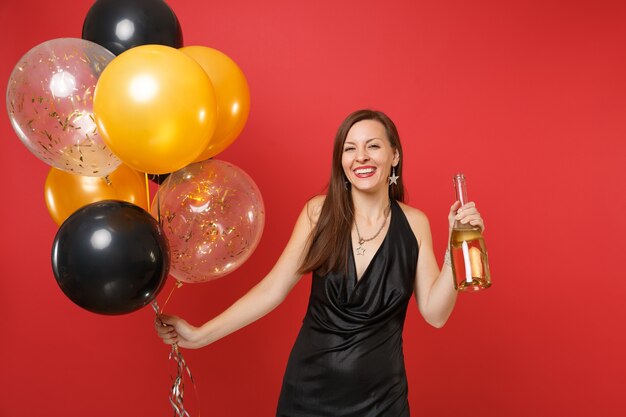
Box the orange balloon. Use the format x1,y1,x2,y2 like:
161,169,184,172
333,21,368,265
181,46,250,161
94,45,217,174
45,164,149,225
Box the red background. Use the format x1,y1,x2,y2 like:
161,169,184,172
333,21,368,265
1,0,624,416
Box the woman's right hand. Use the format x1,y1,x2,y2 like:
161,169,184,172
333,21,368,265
155,314,204,349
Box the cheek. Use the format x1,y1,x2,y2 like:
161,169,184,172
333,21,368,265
341,154,351,171
373,152,392,167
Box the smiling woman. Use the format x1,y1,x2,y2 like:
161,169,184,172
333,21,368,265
3,0,625,415
155,109,486,417
298,110,405,277
342,119,399,191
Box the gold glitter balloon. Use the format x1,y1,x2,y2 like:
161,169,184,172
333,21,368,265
153,159,265,283
6,38,120,176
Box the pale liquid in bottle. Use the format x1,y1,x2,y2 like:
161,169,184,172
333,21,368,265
450,227,491,291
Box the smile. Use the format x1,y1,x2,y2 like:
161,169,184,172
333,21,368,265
354,167,376,177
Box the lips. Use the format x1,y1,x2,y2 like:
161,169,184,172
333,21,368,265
353,166,376,178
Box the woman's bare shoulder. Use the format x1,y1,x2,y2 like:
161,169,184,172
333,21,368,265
397,201,429,224
305,195,326,225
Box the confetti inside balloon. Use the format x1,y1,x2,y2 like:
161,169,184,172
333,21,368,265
153,159,265,283
6,38,120,176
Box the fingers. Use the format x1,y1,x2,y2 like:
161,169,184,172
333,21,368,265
463,214,484,229
457,212,481,222
154,319,172,334
469,219,485,231
157,313,178,325
154,315,179,345
455,202,478,219
156,327,179,345
154,314,173,331
162,335,179,345
450,200,461,213
456,201,475,213
454,201,485,231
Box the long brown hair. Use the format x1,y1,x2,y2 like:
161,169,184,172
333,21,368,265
298,109,405,275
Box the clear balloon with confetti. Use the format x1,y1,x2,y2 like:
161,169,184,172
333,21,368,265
6,38,120,176
153,159,265,283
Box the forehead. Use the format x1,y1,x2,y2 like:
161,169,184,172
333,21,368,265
345,119,388,142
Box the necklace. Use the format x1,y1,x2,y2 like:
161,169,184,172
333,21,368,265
354,202,391,256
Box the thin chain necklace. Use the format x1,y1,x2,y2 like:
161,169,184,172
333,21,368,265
354,202,391,256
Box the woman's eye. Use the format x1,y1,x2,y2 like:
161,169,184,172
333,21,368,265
368,144,380,149
343,147,355,152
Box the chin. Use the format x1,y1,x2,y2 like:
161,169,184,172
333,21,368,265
351,180,386,194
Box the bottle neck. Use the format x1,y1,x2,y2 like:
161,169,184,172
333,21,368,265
453,173,468,206
453,173,474,230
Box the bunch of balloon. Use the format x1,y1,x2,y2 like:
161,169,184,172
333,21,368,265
5,0,256,414
4,0,190,314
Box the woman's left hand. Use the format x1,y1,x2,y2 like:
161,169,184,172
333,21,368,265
448,201,485,232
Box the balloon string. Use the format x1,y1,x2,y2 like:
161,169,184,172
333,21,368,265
150,175,197,416
157,179,162,226
144,172,150,210
161,281,183,313
152,282,199,417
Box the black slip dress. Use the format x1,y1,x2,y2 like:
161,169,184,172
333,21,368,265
277,200,419,417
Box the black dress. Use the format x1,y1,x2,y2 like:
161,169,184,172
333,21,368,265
277,200,419,417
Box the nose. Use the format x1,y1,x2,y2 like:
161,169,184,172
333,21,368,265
356,146,369,163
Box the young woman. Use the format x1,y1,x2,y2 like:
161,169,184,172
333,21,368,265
155,109,485,416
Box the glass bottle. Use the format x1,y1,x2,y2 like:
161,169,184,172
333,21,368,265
449,173,491,292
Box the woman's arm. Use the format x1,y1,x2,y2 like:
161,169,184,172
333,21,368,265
156,197,324,348
402,201,484,328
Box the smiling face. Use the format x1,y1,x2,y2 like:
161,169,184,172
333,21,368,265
342,119,399,193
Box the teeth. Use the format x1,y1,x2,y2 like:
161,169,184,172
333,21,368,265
355,168,375,174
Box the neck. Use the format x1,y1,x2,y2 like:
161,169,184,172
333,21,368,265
351,188,391,221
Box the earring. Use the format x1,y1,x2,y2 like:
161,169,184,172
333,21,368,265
388,166,399,185
344,179,351,190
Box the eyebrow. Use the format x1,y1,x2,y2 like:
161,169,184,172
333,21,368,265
343,138,383,146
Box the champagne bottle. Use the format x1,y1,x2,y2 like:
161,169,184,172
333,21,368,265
450,173,491,292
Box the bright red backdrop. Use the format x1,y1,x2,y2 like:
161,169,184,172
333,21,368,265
1,0,624,416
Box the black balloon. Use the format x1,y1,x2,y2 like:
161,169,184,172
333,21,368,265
82,0,183,56
51,200,170,315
